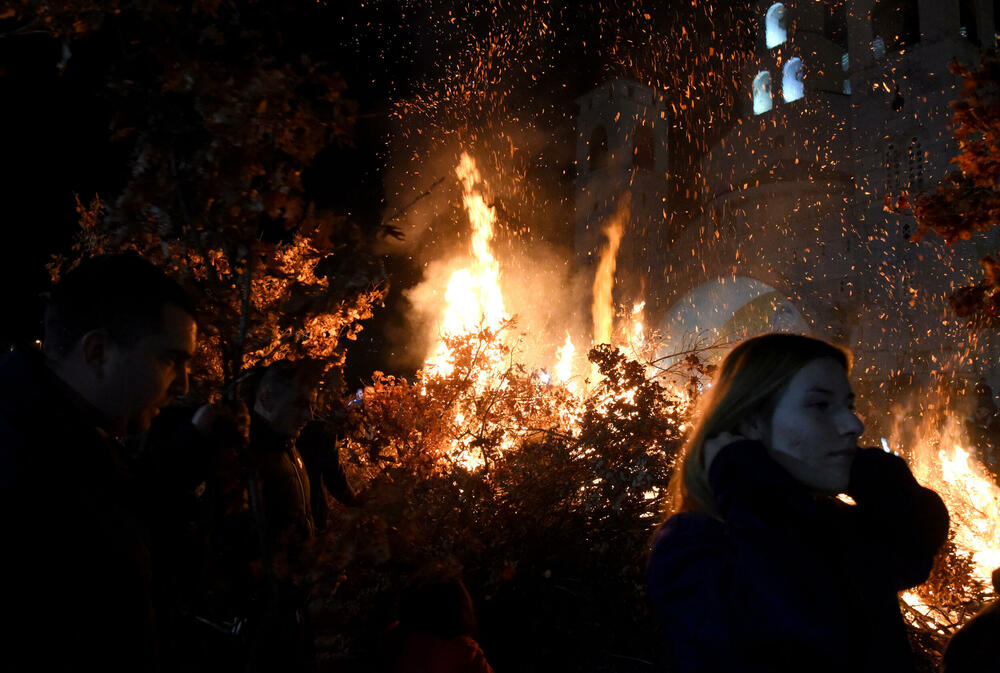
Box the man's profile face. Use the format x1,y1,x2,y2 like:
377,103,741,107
259,375,317,438
102,303,197,435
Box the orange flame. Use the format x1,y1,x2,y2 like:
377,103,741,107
555,332,578,394
906,414,1000,583
591,196,629,348
426,153,509,379
896,411,1000,627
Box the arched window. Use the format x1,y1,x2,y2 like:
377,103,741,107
995,0,1000,44
783,58,805,102
871,0,920,53
753,71,773,115
824,1,847,48
884,144,901,194
588,126,608,172
960,0,980,45
766,3,788,49
907,137,924,191
632,126,655,171
872,37,886,59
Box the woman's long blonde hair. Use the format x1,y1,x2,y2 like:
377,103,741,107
668,333,851,516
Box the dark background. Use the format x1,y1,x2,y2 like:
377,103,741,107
0,1,752,385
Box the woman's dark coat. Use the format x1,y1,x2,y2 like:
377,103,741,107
648,440,949,673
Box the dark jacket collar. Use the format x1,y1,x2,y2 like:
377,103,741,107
0,348,133,485
249,412,296,455
0,347,115,437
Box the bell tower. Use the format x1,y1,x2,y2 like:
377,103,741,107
574,79,669,309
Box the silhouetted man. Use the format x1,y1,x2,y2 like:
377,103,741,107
241,360,321,671
0,254,197,672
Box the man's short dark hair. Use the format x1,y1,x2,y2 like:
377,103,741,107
254,359,321,400
43,253,196,358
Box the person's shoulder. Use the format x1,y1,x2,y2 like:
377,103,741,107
455,634,485,652
0,349,38,412
649,511,728,578
455,636,494,673
648,511,736,634
0,351,43,489
0,413,28,490
652,511,724,547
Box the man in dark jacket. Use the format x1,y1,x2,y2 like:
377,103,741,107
0,254,197,672
250,360,319,555
245,359,321,671
297,416,359,531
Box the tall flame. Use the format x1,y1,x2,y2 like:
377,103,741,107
591,195,630,348
630,300,646,356
426,153,509,378
555,332,577,395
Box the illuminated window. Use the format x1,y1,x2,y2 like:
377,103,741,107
766,3,788,49
753,71,773,115
783,58,804,102
872,36,886,59
841,53,849,71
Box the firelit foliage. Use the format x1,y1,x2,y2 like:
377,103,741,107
18,1,390,390
318,324,697,671
903,532,991,668
910,48,1000,327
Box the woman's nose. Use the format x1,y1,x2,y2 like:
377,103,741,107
841,410,864,437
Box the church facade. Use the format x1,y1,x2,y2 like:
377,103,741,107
575,0,1000,409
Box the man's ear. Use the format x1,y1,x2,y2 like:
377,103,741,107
737,413,767,441
79,330,109,377
257,389,273,413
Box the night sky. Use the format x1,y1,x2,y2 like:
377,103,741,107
0,1,752,384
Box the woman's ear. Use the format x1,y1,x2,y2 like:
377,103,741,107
737,414,767,441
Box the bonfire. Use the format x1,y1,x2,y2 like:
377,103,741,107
331,152,1000,670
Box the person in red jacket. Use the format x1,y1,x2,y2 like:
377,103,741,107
394,574,494,673
648,333,948,673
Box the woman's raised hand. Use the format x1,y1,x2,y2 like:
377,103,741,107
703,431,746,473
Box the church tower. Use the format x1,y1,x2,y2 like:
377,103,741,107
573,80,669,309
844,0,999,382
689,0,857,343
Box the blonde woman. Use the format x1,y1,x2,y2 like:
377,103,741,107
648,333,948,673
